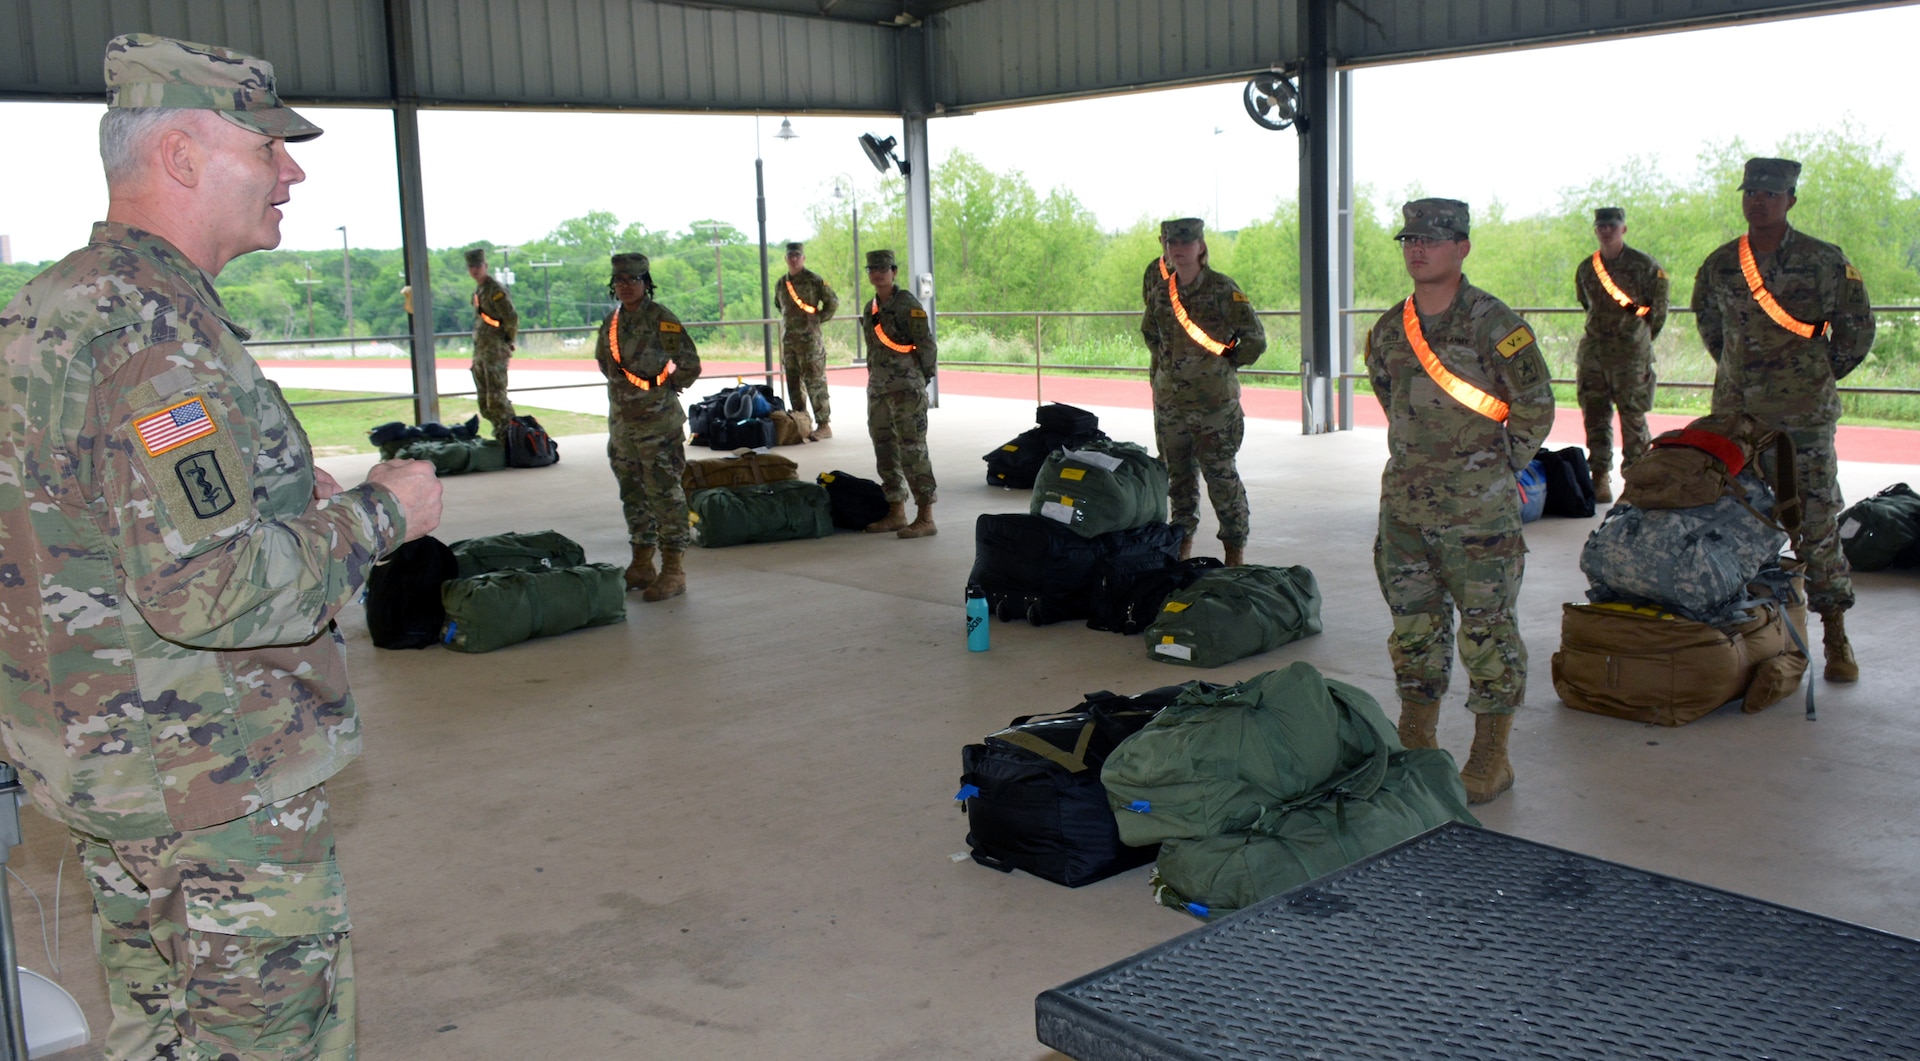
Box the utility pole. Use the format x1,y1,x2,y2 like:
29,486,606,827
295,261,322,339
697,222,726,320
336,226,353,357
530,260,562,329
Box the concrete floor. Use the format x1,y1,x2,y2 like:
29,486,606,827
10,383,1920,1060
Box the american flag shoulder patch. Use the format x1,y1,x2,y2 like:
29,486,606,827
134,397,218,457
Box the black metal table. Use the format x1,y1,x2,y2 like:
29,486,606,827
1037,823,1920,1060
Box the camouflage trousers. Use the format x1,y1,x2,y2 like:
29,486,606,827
867,386,936,505
1373,515,1529,716
1154,401,1249,545
781,329,832,425
470,339,515,439
1758,423,1854,613
607,417,690,551
1575,340,1656,473
76,786,354,1061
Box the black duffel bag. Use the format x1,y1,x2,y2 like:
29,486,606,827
817,470,892,530
365,536,459,649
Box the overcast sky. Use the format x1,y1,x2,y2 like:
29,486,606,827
3,4,1917,266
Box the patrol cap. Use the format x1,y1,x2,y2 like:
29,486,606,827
1740,157,1801,194
1593,207,1626,225
611,252,650,275
464,248,487,267
1395,198,1471,241
104,34,322,143
785,241,805,255
866,249,897,270
1161,218,1205,242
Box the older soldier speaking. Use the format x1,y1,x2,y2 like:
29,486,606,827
1692,157,1875,682
1366,199,1555,805
0,34,442,1061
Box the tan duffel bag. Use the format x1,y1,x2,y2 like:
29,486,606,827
1551,600,1807,726
769,409,814,446
681,450,799,493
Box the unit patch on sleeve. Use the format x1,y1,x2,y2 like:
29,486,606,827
173,450,236,519
660,320,684,333
1231,290,1249,303
910,308,927,319
1495,326,1535,359
134,397,218,457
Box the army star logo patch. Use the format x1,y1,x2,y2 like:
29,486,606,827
134,397,217,456
1495,326,1534,358
173,450,236,518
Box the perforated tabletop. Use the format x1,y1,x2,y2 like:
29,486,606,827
1037,823,1920,1060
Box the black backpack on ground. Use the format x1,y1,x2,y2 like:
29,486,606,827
504,415,560,468
968,516,1183,626
1035,402,1100,437
365,536,460,649
1538,445,1597,518
687,393,724,441
706,417,777,450
984,426,1108,490
1087,555,1226,635
816,470,892,530
958,683,1197,887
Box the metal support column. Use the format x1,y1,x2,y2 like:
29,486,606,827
386,0,439,426
1336,68,1356,431
900,25,938,406
1297,0,1340,435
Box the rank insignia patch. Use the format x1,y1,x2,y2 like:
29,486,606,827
135,397,217,457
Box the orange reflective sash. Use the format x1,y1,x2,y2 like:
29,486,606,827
1591,252,1650,317
868,298,916,353
473,291,503,330
1738,236,1829,340
1166,268,1232,356
607,308,674,390
784,278,818,314
1402,297,1509,423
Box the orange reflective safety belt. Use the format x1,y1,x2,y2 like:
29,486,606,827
1591,253,1650,317
1165,268,1233,356
1401,296,1509,423
784,278,818,314
868,298,916,353
607,308,674,390
1738,236,1829,340
473,291,503,330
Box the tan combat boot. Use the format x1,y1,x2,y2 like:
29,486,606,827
898,502,938,539
624,544,656,592
1459,713,1515,804
1820,610,1859,682
1396,700,1439,750
865,502,907,533
1593,469,1613,506
808,423,833,441
643,550,687,602
1224,542,1245,567
1178,535,1194,561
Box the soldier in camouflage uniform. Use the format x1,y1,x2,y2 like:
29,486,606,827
1139,218,1266,566
775,241,840,439
1573,206,1669,502
467,246,519,439
1692,157,1875,682
1366,199,1556,805
596,252,702,601
0,34,444,1060
860,249,939,538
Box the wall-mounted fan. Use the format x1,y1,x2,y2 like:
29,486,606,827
1243,70,1305,132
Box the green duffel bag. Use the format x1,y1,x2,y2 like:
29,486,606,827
1029,439,1169,539
396,437,507,476
1101,662,1400,847
449,530,587,580
440,563,626,654
688,480,833,548
1143,564,1322,668
1147,748,1478,918
1838,483,1920,571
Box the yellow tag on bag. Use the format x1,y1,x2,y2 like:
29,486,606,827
1060,467,1086,481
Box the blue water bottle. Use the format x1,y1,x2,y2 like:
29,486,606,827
966,584,990,652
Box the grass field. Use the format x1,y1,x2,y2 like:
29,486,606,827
282,390,607,457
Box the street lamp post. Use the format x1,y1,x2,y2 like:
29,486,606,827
335,226,353,357
833,176,863,363
530,260,562,329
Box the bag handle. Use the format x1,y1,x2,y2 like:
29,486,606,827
1242,688,1394,834
991,714,1097,774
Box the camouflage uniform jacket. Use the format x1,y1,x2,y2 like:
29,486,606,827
1691,225,1874,431
595,298,702,428
862,288,936,394
0,223,408,839
1366,277,1556,530
1574,245,1669,346
472,275,518,345
775,268,839,334
1140,265,1266,411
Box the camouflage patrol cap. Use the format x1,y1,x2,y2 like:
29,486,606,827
1395,198,1471,241
611,252,650,275
104,34,322,143
785,242,805,255
1161,218,1205,242
464,248,487,267
866,249,897,270
1593,207,1626,225
1740,157,1801,194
